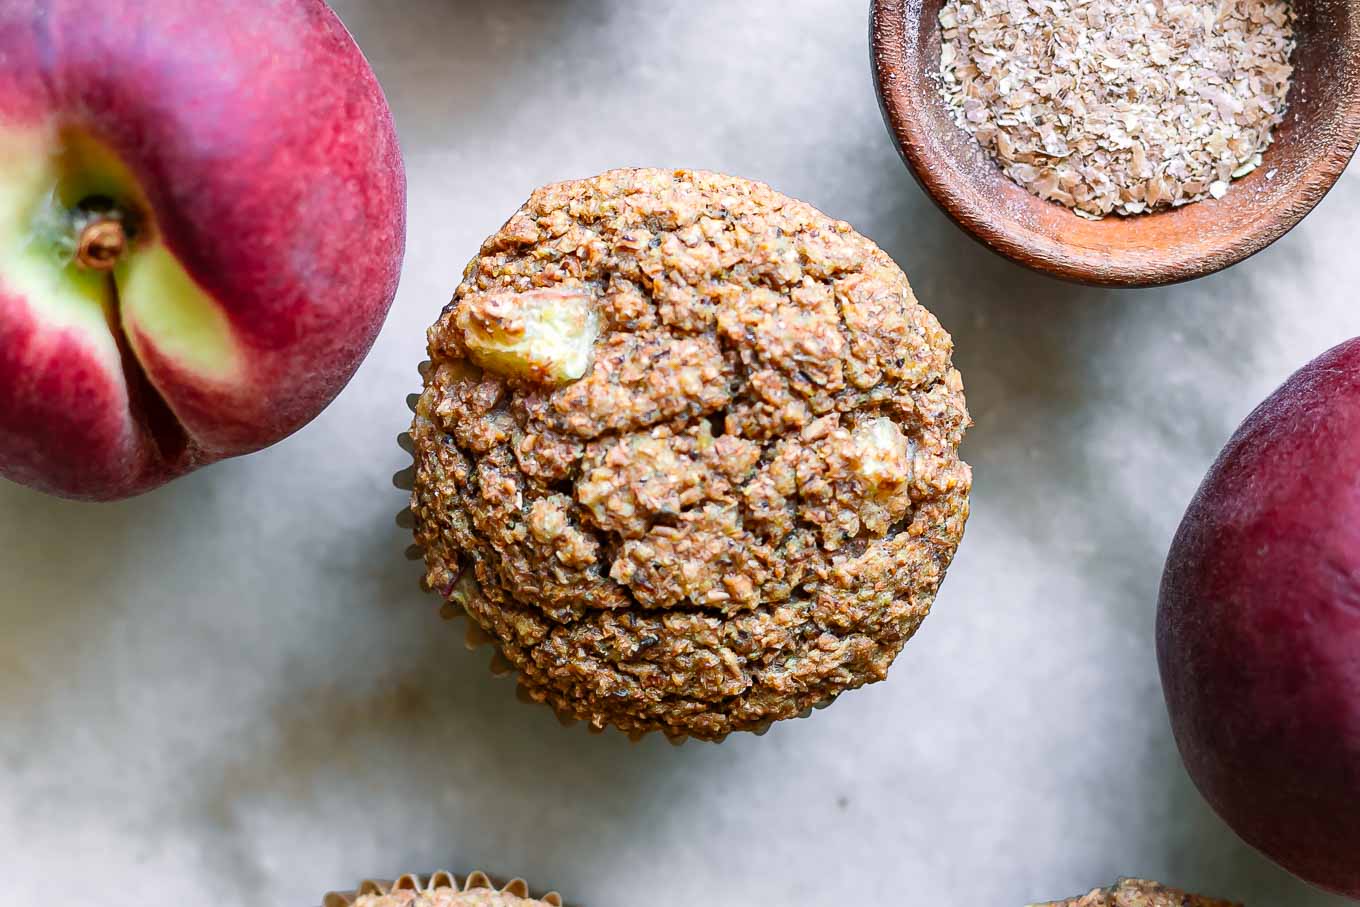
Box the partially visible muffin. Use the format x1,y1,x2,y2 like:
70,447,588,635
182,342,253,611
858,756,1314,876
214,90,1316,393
408,168,972,741
1031,879,1242,907
351,890,550,907
325,873,561,907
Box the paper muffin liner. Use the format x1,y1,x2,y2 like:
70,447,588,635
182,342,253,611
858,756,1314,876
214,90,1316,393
323,869,564,907
397,372,840,746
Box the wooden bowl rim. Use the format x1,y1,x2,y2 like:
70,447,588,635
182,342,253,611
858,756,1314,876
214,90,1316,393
870,0,1360,288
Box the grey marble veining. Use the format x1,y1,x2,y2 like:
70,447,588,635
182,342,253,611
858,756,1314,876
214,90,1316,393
3,2,1357,905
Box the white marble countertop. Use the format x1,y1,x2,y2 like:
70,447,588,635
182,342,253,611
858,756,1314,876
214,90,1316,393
3,2,1358,905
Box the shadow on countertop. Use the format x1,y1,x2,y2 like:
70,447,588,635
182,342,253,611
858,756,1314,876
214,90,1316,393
164,510,792,903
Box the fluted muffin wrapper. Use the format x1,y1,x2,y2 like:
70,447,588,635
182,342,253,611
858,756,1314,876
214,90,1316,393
397,380,838,745
324,870,564,907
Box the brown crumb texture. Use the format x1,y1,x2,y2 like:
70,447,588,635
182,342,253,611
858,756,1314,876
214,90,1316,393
1031,879,1243,907
410,168,972,741
353,890,548,907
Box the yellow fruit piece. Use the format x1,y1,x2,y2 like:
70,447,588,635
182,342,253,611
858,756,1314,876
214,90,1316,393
457,288,599,386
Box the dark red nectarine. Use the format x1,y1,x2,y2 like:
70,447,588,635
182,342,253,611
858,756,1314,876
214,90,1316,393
1158,338,1360,900
0,0,406,500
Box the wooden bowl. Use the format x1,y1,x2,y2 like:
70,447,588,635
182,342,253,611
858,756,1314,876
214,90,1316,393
871,0,1360,287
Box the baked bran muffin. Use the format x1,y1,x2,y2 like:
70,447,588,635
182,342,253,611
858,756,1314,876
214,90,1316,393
348,890,551,907
407,168,971,742
324,872,561,907
1031,879,1242,907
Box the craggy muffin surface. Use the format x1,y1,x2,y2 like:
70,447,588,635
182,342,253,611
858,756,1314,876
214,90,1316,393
1031,879,1242,907
409,168,971,741
353,891,549,907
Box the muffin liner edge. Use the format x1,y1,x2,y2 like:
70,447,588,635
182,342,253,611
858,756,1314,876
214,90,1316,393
323,869,564,907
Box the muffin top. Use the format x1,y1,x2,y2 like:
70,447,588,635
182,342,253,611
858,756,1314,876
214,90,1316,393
1032,879,1241,907
409,168,971,741
352,889,551,907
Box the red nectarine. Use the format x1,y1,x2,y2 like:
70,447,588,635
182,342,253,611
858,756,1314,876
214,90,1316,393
0,0,406,500
1158,338,1360,900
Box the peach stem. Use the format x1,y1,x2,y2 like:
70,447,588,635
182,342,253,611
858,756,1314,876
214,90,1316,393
76,218,127,271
